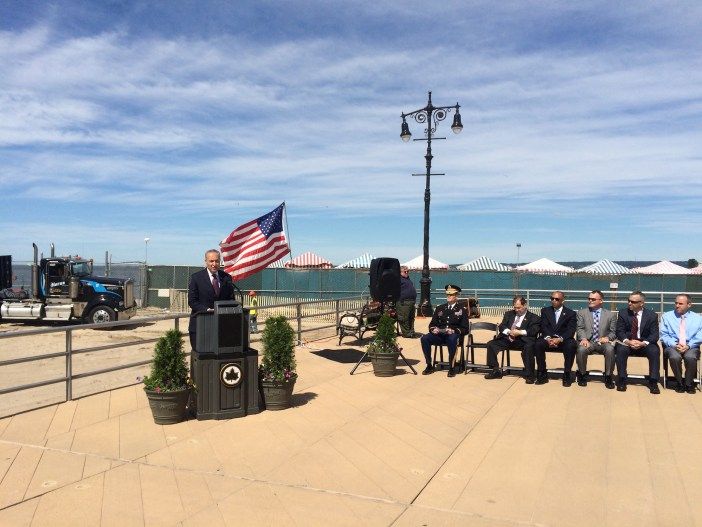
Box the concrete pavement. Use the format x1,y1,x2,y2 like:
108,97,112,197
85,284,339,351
1,318,701,526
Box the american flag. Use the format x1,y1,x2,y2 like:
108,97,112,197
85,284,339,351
220,203,290,281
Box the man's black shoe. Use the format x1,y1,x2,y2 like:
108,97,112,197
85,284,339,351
675,384,685,393
535,373,549,385
604,376,615,389
422,365,434,375
484,369,503,380
448,367,456,378
616,382,627,392
649,382,660,395
576,372,588,387
562,372,573,387
524,375,535,384
687,384,696,394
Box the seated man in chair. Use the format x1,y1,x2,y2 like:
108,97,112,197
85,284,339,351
660,294,702,394
484,296,541,382
420,284,469,378
534,291,577,386
615,291,661,394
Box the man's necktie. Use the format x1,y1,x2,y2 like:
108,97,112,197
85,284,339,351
509,315,518,341
592,310,600,340
679,315,687,346
630,313,639,341
212,273,220,296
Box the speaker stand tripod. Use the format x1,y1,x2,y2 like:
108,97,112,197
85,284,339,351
349,347,417,375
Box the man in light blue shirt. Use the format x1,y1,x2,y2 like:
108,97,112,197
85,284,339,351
660,294,702,394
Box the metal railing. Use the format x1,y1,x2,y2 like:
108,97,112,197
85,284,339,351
0,296,366,418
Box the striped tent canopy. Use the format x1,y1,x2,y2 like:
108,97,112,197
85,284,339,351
335,253,375,269
284,251,333,269
691,265,702,275
576,259,633,275
266,259,287,268
402,254,449,270
515,258,574,274
631,260,693,275
457,256,512,271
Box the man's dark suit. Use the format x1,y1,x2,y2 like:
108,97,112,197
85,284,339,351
486,309,541,374
534,306,577,375
615,307,660,382
187,268,236,351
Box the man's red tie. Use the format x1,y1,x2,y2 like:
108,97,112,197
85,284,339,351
630,314,638,341
212,274,220,296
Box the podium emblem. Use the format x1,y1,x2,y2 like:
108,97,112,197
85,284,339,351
220,363,243,387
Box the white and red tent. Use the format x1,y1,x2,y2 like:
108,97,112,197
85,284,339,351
631,261,693,275
402,255,449,270
284,252,333,269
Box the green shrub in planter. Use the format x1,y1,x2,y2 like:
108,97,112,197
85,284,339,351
143,329,192,392
367,314,399,354
260,315,297,382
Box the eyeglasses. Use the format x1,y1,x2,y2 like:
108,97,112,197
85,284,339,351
628,299,642,304
550,297,563,301
587,297,599,301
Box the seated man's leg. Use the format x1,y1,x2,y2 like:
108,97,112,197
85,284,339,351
600,342,616,388
576,344,590,377
484,337,506,379
420,333,442,372
615,343,631,390
683,348,699,392
665,346,684,389
515,340,533,379
534,339,549,383
562,339,577,374
643,343,661,382
446,333,460,376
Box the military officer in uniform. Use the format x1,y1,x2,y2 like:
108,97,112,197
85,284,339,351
420,284,470,377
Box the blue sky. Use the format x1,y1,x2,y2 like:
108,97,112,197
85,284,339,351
1,1,701,266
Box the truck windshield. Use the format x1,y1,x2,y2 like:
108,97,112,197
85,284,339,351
71,262,92,277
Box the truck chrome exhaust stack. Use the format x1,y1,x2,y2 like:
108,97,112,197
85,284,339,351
32,243,39,299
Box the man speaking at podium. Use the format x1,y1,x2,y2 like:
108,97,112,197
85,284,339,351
188,249,236,352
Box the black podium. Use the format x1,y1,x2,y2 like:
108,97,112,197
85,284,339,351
193,301,261,420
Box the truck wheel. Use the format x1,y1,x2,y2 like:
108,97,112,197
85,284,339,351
87,305,116,324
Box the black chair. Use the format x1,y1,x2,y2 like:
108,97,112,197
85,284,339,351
432,335,466,372
465,321,498,374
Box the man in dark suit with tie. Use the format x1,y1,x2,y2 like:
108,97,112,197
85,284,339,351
187,249,236,352
534,291,577,386
615,291,660,394
484,296,541,382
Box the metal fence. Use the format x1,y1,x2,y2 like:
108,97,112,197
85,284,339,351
0,296,366,418
143,266,702,309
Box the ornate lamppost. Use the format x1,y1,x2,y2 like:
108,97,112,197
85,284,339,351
400,91,463,316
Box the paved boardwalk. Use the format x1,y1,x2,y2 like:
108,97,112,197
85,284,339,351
1,318,701,526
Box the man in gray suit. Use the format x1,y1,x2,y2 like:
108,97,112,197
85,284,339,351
576,290,617,388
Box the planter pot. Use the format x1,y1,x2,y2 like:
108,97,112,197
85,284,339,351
369,351,400,377
144,387,190,424
260,375,297,410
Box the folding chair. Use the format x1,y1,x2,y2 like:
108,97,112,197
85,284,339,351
432,335,466,372
464,321,498,374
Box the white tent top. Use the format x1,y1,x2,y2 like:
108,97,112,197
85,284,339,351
335,253,375,269
631,260,693,275
515,258,574,274
284,252,333,269
402,255,449,270
457,256,512,272
576,259,633,275
692,265,702,275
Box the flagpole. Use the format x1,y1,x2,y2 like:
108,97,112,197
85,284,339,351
282,201,293,263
